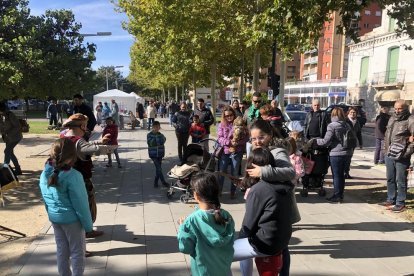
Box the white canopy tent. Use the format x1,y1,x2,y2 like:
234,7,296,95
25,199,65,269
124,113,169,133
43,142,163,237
93,89,136,115
130,92,145,105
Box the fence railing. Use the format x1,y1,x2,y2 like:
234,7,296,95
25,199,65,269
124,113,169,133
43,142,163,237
372,69,405,85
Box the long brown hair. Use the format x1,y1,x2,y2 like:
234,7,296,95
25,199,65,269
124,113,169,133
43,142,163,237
48,138,77,186
331,107,346,121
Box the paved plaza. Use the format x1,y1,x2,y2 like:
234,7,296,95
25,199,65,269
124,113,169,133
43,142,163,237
8,119,414,275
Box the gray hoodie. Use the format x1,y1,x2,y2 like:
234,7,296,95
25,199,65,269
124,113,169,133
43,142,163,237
316,116,351,157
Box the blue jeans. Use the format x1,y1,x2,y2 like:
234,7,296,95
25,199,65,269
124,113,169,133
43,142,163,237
233,238,269,276
374,138,385,163
344,148,355,174
218,152,243,194
4,140,21,168
385,156,409,206
151,157,166,184
330,155,347,199
147,118,154,130
169,113,174,126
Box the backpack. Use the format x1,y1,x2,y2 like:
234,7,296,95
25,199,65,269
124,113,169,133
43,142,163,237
341,122,357,149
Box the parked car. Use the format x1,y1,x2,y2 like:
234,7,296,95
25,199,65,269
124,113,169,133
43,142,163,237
325,104,367,127
283,111,307,132
285,103,304,111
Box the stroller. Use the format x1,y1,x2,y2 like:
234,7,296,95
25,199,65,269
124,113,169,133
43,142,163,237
166,139,219,203
300,147,329,197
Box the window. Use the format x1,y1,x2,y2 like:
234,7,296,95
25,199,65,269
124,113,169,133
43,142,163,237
364,23,370,28
388,17,396,32
359,56,369,85
325,74,329,79
364,10,371,15
326,62,330,68
386,47,400,83
375,11,381,16
287,66,296,73
207,95,211,99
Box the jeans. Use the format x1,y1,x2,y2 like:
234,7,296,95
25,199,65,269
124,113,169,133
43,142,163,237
330,155,347,199
107,149,120,165
49,114,58,126
169,113,174,126
151,157,166,184
52,222,86,276
147,118,154,130
385,156,409,206
374,138,385,163
4,140,21,168
175,132,190,161
344,148,355,174
218,152,243,194
233,238,269,276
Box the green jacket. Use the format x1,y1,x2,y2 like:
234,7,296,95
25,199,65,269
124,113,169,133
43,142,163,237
177,208,235,276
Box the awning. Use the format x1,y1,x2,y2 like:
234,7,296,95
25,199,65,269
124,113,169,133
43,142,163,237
374,90,401,101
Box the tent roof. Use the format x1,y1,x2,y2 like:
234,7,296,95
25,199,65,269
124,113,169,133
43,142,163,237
130,92,143,99
94,89,135,98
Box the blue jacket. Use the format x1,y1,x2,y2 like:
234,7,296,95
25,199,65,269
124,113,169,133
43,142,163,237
178,207,235,276
147,131,166,158
39,163,93,232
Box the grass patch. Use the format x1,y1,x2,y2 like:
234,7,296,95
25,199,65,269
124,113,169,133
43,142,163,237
27,120,61,135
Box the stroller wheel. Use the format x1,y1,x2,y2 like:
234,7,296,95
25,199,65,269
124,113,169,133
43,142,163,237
180,194,189,204
300,189,308,197
167,190,175,199
318,188,326,197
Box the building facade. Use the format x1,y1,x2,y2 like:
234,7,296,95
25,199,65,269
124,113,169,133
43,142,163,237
347,11,414,121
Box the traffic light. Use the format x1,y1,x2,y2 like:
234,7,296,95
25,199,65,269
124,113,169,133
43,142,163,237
271,73,280,96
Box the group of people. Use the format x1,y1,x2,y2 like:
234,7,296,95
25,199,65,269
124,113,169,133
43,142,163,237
4,90,414,275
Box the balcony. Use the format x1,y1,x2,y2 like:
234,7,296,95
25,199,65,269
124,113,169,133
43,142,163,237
304,57,318,65
372,69,405,88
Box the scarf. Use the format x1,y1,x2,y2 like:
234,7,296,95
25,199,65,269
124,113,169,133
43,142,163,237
348,116,357,126
248,105,260,121
394,109,410,121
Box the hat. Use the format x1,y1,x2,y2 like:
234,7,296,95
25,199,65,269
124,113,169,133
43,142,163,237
62,113,89,127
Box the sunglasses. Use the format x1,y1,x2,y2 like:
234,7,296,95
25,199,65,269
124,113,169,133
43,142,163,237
253,100,262,104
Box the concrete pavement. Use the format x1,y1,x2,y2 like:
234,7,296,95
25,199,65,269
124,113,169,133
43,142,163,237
11,118,414,275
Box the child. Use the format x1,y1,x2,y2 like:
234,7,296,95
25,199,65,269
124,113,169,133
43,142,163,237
177,172,235,276
38,138,93,275
102,117,121,168
147,121,168,187
234,148,291,276
229,116,248,153
189,115,206,143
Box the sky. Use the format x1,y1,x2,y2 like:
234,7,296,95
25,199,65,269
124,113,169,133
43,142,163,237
28,0,133,77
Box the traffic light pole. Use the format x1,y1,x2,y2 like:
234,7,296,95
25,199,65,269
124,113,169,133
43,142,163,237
280,59,286,112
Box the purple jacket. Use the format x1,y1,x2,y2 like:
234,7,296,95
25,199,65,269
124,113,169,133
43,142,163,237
217,122,247,154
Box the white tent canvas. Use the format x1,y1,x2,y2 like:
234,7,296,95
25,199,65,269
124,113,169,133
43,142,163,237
93,89,136,115
130,92,145,105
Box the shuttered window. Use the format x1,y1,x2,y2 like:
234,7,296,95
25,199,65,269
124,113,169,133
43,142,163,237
386,47,399,83
359,56,369,85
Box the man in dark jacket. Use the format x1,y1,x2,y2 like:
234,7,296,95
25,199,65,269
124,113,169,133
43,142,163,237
304,99,329,140
73,94,97,134
47,100,58,128
172,103,191,161
168,101,179,126
374,106,390,164
344,107,363,179
381,100,414,213
190,98,214,149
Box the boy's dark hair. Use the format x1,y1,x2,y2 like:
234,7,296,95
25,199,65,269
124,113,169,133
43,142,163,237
73,94,83,99
153,121,160,127
193,114,200,119
197,98,205,103
105,117,115,123
191,172,229,226
242,148,275,189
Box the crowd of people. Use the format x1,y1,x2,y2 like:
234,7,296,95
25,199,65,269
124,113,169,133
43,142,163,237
2,92,414,276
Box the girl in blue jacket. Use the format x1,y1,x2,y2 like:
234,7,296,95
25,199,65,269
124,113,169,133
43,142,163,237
177,172,235,276
39,138,93,276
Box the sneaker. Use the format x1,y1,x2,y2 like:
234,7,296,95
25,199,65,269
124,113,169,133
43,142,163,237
326,196,343,203
379,201,394,207
344,173,352,179
154,183,159,188
391,205,405,213
106,163,112,167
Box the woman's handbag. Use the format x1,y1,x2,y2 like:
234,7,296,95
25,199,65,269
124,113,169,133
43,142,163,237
387,142,406,160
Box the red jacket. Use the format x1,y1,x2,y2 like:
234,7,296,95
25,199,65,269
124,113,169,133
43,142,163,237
102,124,118,145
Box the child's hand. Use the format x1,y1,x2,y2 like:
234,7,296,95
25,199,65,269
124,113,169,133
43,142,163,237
177,216,187,225
102,133,111,144
246,164,261,177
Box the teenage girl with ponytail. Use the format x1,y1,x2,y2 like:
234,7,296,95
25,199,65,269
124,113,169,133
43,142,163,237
39,138,93,276
177,172,235,276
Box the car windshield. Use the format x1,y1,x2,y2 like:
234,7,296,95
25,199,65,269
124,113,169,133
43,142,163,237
287,112,307,121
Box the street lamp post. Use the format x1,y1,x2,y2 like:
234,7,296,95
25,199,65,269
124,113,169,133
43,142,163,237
105,65,124,91
80,32,112,37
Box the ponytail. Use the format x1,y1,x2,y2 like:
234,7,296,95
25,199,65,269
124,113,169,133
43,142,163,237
48,167,60,186
47,138,77,187
213,201,228,226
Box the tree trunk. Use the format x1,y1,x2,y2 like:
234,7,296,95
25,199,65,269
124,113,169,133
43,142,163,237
175,86,178,102
240,55,245,100
253,50,260,93
162,88,166,102
210,61,217,118
192,71,197,110
167,88,170,101
280,58,286,112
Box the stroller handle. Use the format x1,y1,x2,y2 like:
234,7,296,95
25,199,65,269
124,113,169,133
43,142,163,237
199,138,219,144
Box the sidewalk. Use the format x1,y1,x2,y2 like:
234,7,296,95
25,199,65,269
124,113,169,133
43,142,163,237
11,119,414,275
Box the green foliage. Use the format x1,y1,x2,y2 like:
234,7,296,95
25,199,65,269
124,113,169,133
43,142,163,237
0,0,97,99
